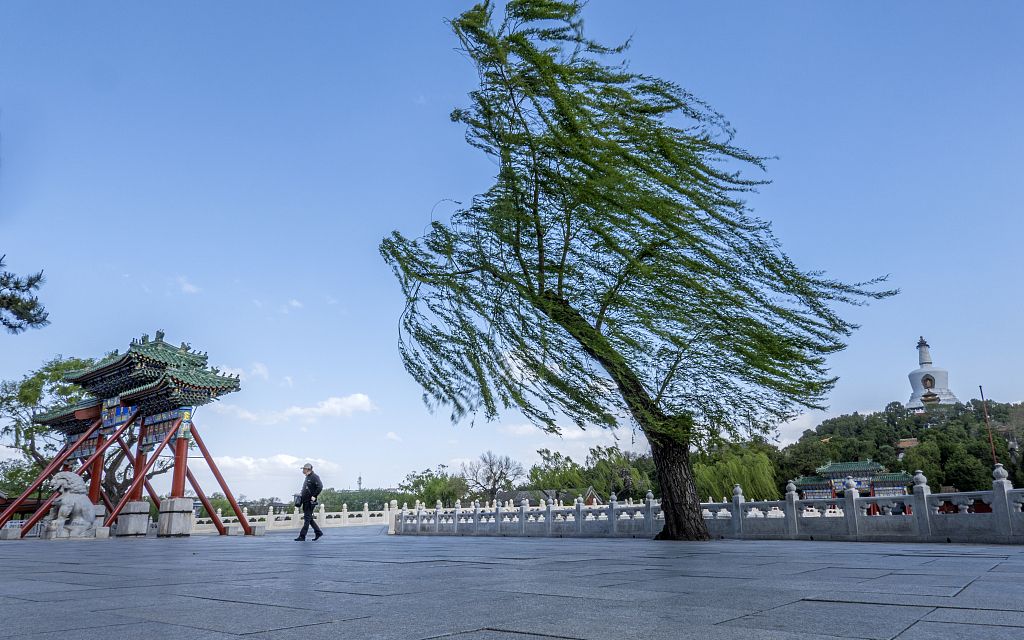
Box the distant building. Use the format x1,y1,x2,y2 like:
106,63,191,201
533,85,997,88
906,337,959,411
793,460,912,499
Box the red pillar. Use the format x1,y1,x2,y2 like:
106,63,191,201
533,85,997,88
170,434,189,498
88,434,105,503
130,449,148,500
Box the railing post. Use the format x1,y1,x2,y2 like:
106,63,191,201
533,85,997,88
575,495,584,534
784,481,799,539
608,493,617,536
843,477,860,539
544,499,553,535
520,499,528,534
317,503,326,527
454,500,461,534
341,503,348,526
435,500,442,533
473,500,481,534
645,491,656,536
991,464,1014,541
495,500,503,535
731,484,744,538
911,470,932,540
416,503,423,533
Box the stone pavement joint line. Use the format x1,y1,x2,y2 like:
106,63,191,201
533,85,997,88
1,526,1023,639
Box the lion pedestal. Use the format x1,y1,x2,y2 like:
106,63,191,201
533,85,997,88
42,472,99,539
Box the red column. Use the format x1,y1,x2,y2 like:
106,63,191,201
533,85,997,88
169,434,189,498
88,434,105,503
130,450,148,500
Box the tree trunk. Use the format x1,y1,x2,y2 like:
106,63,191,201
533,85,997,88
648,433,710,541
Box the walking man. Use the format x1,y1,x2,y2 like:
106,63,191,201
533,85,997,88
294,462,324,541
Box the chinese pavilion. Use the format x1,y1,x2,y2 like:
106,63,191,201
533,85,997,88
794,460,913,499
0,331,252,538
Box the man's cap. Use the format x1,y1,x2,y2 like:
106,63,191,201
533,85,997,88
302,463,313,470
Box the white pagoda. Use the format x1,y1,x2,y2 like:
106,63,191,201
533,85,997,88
906,337,959,410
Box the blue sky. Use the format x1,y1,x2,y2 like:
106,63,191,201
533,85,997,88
2,2,1022,499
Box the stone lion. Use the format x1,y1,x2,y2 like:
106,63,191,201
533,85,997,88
48,471,97,538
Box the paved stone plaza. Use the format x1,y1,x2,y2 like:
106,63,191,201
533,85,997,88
1,527,1023,640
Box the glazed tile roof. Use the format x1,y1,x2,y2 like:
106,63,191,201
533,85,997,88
816,460,884,475
873,472,914,484
66,330,208,384
32,397,102,425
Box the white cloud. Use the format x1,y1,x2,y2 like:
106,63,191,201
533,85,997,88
252,299,264,308
214,454,340,479
386,431,402,442
288,299,303,309
212,393,374,425
177,276,200,294
219,365,247,380
501,423,541,437
281,376,294,388
777,411,829,446
325,296,339,305
250,362,270,381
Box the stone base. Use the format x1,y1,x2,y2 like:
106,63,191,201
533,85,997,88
115,501,151,537
0,528,21,540
225,524,244,536
251,524,266,536
95,527,111,539
157,498,194,537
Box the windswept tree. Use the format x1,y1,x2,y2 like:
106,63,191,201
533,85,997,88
381,0,893,539
460,450,525,500
0,254,48,334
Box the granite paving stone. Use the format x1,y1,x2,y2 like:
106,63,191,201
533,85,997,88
2,526,1023,639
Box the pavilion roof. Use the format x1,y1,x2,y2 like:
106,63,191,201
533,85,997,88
816,460,884,475
873,472,913,484
35,331,240,430
793,475,830,487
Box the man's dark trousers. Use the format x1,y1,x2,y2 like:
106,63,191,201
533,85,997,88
299,502,323,539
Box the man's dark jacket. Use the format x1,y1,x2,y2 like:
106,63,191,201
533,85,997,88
300,472,323,514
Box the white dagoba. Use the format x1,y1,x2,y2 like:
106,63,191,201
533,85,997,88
906,337,959,410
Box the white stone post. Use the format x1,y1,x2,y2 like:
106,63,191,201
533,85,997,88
341,503,348,526
910,470,931,540
473,500,481,533
608,493,618,536
435,500,443,533
454,500,461,534
731,484,744,538
784,481,799,539
520,499,529,534
416,502,424,533
399,503,407,535
317,502,326,527
843,477,860,539
991,464,1014,541
645,491,656,536
495,500,503,535
575,495,584,534
363,502,370,524
544,499,553,535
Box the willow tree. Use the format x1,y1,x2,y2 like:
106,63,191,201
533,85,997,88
381,0,893,540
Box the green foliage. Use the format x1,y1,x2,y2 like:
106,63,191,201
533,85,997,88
399,465,469,507
777,400,1023,492
0,458,41,496
0,254,48,334
693,445,779,501
0,356,95,465
583,445,652,501
318,488,414,512
525,448,585,497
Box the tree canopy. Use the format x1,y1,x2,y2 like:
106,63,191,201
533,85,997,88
381,0,893,539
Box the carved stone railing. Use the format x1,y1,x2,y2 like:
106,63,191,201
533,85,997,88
192,501,399,535
700,465,1024,544
394,493,664,538
394,465,1024,544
